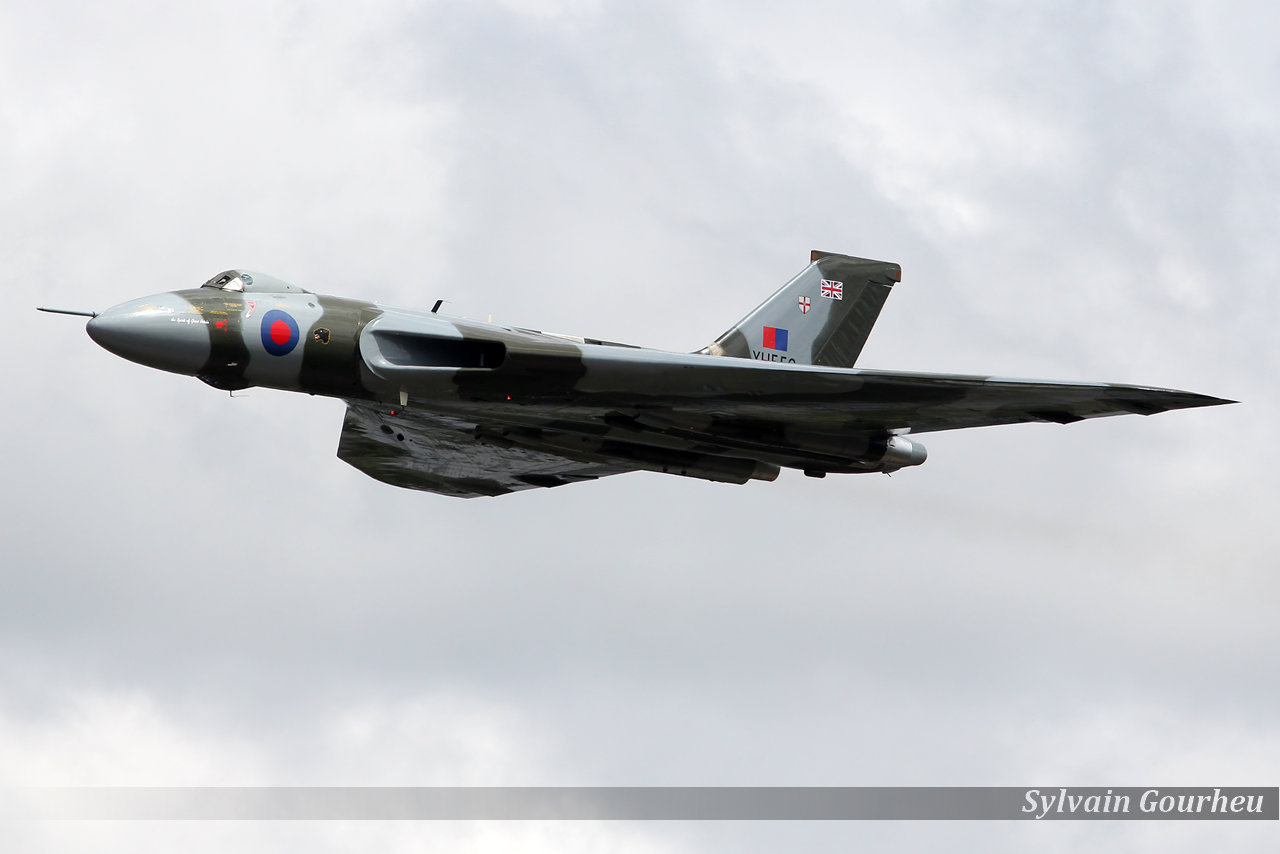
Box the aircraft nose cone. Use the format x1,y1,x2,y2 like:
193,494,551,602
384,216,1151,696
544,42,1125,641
87,296,211,375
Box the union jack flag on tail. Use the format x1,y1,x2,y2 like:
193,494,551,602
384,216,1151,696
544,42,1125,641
820,279,843,300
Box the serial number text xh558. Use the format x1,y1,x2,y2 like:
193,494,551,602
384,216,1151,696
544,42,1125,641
53,251,1232,498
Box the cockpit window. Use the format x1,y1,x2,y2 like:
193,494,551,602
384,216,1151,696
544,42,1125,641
201,270,244,292
198,269,306,294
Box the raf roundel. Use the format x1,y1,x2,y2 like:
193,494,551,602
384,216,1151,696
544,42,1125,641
260,309,300,356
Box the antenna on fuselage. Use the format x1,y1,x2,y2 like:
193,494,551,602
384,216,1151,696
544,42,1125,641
431,300,445,313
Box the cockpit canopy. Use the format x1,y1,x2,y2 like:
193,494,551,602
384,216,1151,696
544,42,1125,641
200,269,310,294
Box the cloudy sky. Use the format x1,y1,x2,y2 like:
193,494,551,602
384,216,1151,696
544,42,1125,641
2,0,1277,850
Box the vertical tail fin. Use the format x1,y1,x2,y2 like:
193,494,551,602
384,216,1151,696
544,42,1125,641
704,251,900,367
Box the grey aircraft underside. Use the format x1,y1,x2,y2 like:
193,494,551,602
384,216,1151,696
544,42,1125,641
49,251,1232,498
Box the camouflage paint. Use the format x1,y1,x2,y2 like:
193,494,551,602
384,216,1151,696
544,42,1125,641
179,289,253,391
808,253,898,368
299,296,382,398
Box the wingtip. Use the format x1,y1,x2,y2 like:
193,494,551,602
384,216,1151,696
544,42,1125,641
1180,394,1238,409
1113,388,1238,414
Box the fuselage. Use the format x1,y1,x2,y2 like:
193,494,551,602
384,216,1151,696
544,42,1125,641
84,271,932,413
85,278,660,406
83,271,936,473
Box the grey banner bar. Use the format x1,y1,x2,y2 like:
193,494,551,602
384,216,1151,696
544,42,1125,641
1,787,1273,820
